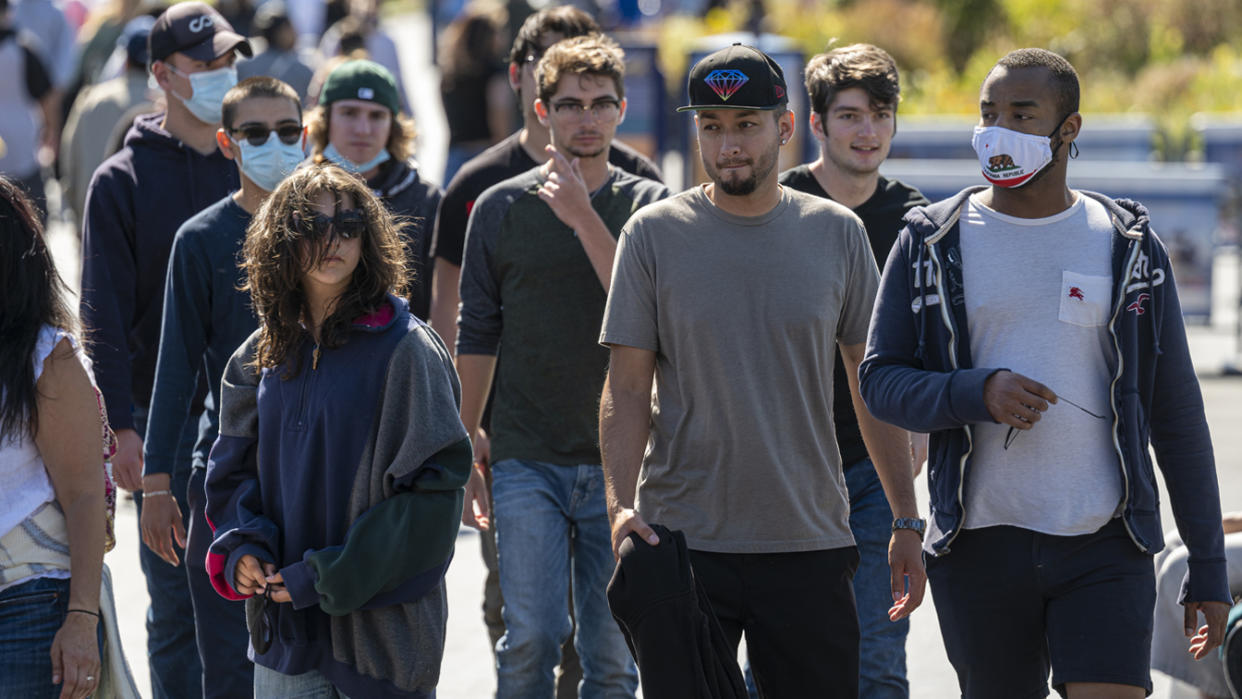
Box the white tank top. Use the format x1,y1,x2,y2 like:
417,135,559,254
0,326,97,539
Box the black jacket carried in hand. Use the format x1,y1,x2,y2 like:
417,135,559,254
606,524,747,699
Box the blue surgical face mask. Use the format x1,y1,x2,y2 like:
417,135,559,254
235,130,307,192
169,64,237,124
323,142,391,175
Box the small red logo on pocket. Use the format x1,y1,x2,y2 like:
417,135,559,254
1127,293,1150,315
1068,286,1085,301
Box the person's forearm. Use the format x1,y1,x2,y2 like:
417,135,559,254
429,259,461,353
456,354,497,436
571,212,618,291
846,350,919,518
599,375,650,515
62,488,105,612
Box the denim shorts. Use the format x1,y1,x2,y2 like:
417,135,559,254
927,518,1155,698
0,576,74,699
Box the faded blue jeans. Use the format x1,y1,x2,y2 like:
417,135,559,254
491,459,637,698
254,664,352,698
845,457,909,698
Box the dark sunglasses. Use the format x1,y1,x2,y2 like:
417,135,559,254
1003,393,1107,450
229,124,304,147
294,209,366,241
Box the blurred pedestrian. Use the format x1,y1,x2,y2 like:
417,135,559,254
0,0,59,222
237,0,314,102
308,58,441,320
78,3,250,697
0,175,113,699
59,18,157,222
318,0,411,113
438,2,512,183
13,0,77,89
205,162,470,699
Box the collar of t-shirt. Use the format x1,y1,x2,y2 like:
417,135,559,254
968,191,1084,226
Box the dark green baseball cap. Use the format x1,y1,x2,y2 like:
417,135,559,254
319,60,401,114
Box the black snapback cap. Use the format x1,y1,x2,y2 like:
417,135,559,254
148,2,252,64
678,43,788,112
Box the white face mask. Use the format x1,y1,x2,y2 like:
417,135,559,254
971,125,1055,188
169,65,238,124
235,131,307,192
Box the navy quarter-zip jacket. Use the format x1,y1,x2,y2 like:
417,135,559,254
860,186,1229,605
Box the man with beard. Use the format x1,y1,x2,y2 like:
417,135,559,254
859,48,1230,698
599,44,924,697
456,34,667,698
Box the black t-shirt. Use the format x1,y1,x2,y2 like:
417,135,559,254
0,28,53,101
440,64,505,146
432,132,663,266
779,164,930,467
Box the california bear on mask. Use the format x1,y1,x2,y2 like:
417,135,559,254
970,118,1067,188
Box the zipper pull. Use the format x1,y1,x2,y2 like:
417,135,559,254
312,344,321,370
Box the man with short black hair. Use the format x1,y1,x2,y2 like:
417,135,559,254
144,76,305,698
457,34,666,698
601,43,925,698
860,48,1231,698
78,3,251,696
778,42,928,698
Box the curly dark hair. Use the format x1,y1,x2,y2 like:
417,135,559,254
242,163,408,377
0,176,77,439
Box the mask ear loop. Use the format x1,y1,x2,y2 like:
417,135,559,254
1069,141,1079,159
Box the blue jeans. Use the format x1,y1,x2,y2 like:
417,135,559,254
0,576,99,699
491,459,638,698
845,457,908,699
254,664,352,698
134,406,202,699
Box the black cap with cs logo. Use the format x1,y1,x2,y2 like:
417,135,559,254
677,43,788,112
148,1,253,64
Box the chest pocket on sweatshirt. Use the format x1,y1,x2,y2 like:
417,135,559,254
1059,271,1112,327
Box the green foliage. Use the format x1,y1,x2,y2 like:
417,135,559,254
654,0,1242,158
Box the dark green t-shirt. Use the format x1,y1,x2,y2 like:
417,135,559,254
457,166,668,466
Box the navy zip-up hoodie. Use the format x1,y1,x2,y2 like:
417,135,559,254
80,112,240,431
206,295,471,697
860,186,1229,605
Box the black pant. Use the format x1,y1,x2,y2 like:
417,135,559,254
689,546,861,699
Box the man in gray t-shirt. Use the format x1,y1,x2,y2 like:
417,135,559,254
598,44,925,698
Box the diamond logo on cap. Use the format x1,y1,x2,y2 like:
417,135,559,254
358,87,374,99
704,70,748,101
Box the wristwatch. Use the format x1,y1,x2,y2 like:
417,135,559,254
892,517,926,540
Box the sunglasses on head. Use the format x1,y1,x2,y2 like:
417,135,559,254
294,209,366,241
229,124,304,147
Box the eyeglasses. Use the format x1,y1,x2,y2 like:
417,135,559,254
1003,393,1107,450
229,125,304,147
294,209,366,241
551,98,621,120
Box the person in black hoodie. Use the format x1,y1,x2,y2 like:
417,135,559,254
777,43,928,699
77,3,251,698
307,59,440,321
